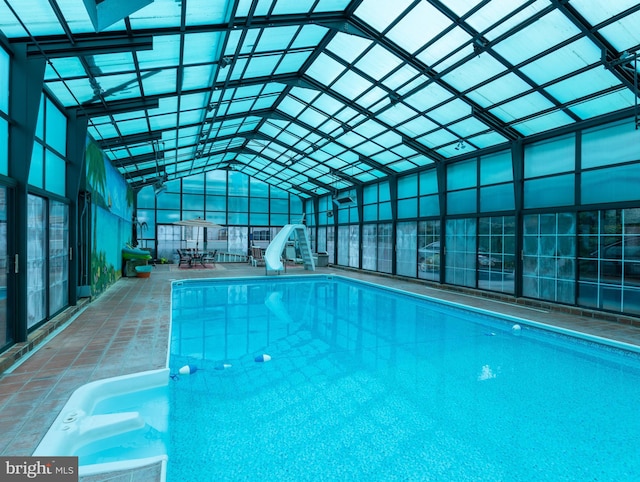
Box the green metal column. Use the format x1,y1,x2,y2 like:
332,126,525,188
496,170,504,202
8,44,46,342
66,110,88,306
512,141,524,298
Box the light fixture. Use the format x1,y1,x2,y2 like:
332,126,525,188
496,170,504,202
153,179,167,196
455,140,466,151
218,57,232,68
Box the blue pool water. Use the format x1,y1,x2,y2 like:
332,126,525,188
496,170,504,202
168,276,640,481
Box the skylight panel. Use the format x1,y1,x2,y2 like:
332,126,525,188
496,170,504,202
387,1,452,54
388,160,419,172
512,110,574,135
137,35,181,69
116,118,148,136
382,64,422,91
416,26,472,69
331,70,373,99
276,51,312,74
570,0,639,26
285,123,311,139
493,10,581,66
442,53,507,93
0,0,62,37
142,69,177,96
130,1,181,28
292,24,328,49
298,108,329,128
544,67,621,104
466,73,532,107
45,58,84,80
311,94,344,117
257,25,299,51
397,116,439,138
569,90,636,120
478,0,548,42
88,52,135,74
598,10,640,52
184,32,224,64
226,58,249,82
376,103,419,127
404,84,452,112
307,53,345,86
416,129,458,149
353,141,384,157
95,73,141,101
183,65,215,90
371,150,401,165
449,117,490,138
355,120,387,138
225,98,256,116
150,114,178,131
185,0,233,25
518,38,601,86
354,0,414,33
44,82,78,107
326,33,372,64
244,55,281,78
355,45,403,80
337,131,367,148
465,0,528,35
490,92,556,123
467,132,507,149
428,98,472,125
354,86,388,110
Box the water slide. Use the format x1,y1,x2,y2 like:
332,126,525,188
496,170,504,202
264,224,315,272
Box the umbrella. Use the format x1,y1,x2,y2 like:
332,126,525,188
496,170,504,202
173,217,222,251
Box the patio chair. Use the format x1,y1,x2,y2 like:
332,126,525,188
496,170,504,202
250,246,265,267
177,249,192,268
202,250,217,267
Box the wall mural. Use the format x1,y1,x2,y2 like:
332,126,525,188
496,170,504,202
85,138,134,296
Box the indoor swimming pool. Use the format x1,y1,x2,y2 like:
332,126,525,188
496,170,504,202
168,275,640,481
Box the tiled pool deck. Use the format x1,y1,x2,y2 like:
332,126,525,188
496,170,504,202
2,263,640,480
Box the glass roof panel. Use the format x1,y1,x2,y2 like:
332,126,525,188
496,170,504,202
137,35,181,69
278,97,307,117
397,116,439,138
45,58,85,80
182,65,215,90
184,33,224,64
569,90,636,120
256,25,299,51
276,51,312,74
493,10,581,65
298,108,330,128
307,53,345,86
544,67,621,104
387,1,451,54
44,82,78,107
0,0,62,37
376,103,418,127
490,92,556,122
355,45,403,80
56,0,96,34
129,1,181,28
570,0,639,26
272,0,315,15
244,55,281,78
326,32,372,63
466,73,532,107
416,27,472,71
185,0,234,25
467,131,508,149
292,25,328,48
149,114,178,131
443,54,508,92
479,1,548,42
382,64,421,91
404,84,452,112
331,70,373,99
142,69,177,96
511,110,575,135
449,117,490,137
354,0,414,33
417,129,458,149
428,98,472,125
518,38,601,85
89,52,134,74
597,10,640,52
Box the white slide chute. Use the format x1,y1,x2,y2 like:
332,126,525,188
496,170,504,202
264,224,315,273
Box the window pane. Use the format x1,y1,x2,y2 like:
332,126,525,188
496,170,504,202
29,143,44,188
524,134,575,178
480,150,512,185
45,99,67,156
45,150,66,196
582,163,640,205
0,48,8,113
524,174,574,208
0,117,7,175
447,188,476,214
49,200,69,315
398,173,418,198
582,118,639,169
480,184,514,212
447,159,476,190
397,198,417,218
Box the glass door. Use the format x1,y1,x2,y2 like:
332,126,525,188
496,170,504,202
0,186,8,350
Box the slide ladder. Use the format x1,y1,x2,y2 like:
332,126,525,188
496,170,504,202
264,224,315,273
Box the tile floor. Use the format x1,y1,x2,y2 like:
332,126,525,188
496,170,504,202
1,262,640,480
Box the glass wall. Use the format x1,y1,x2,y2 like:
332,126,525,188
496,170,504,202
0,187,8,350
396,221,417,278
30,95,67,196
139,170,303,260
578,208,640,315
27,195,46,329
522,213,576,304
417,220,440,281
478,216,516,293
49,200,69,316
445,218,476,288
